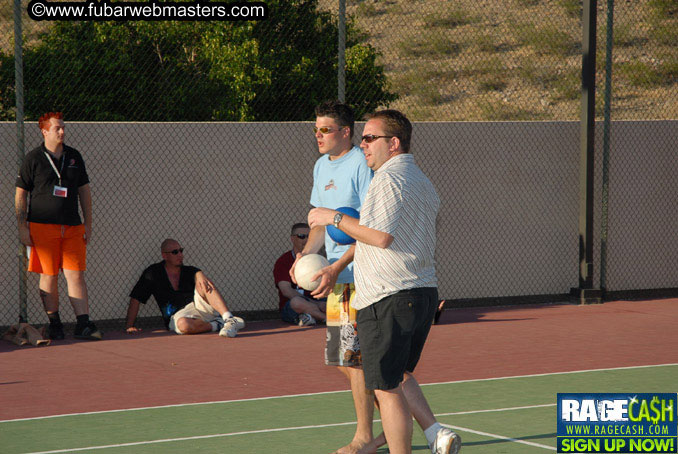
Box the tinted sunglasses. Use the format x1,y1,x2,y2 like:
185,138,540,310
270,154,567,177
313,126,342,134
361,134,394,143
163,248,184,255
293,234,308,239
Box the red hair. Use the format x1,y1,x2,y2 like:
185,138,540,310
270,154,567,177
38,112,64,131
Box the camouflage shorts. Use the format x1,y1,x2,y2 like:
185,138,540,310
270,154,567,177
324,283,361,367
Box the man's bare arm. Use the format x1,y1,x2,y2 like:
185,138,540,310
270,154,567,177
15,187,32,246
78,184,92,244
126,298,142,333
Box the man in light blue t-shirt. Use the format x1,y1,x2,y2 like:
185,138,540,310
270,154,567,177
309,138,372,286
290,100,374,454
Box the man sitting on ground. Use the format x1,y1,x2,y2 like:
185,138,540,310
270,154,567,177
126,238,245,337
273,223,326,326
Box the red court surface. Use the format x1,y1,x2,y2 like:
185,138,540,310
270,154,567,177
1,298,677,421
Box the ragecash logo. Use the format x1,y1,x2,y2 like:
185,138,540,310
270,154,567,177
557,393,677,453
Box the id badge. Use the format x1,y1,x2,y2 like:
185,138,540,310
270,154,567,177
53,185,68,198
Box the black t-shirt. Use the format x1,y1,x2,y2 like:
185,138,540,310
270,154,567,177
15,144,90,225
130,261,201,329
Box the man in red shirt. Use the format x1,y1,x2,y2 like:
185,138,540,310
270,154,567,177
273,223,326,326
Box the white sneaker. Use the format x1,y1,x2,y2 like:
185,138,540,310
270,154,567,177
431,427,461,454
219,316,245,338
298,313,316,326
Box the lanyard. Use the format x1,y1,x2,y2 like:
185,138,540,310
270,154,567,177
44,151,66,185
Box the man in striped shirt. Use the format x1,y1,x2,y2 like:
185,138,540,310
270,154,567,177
309,110,461,454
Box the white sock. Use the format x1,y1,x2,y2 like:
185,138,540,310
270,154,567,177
209,321,219,332
222,311,233,321
424,422,443,447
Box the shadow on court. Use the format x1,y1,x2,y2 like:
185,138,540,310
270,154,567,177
0,319,323,351
435,308,535,326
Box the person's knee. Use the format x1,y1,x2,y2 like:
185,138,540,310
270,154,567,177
175,317,190,334
39,274,59,289
289,297,305,314
63,270,86,285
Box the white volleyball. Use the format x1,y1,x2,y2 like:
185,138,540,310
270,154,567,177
294,254,330,291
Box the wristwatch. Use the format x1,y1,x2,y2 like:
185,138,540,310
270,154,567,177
333,212,344,228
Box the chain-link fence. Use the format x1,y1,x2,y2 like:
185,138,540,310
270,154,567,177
1,0,676,332
3,0,676,122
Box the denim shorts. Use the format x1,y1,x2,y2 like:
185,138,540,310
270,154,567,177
280,300,300,324
356,287,438,390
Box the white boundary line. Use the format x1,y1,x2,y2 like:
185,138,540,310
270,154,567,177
18,422,359,454
436,403,555,417
2,362,676,423
421,362,678,386
441,423,556,451
18,404,557,454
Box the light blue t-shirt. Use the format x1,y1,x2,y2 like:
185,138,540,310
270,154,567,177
310,146,373,284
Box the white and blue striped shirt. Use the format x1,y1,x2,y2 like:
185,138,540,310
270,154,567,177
353,153,440,310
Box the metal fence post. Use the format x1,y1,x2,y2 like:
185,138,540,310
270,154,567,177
337,0,346,103
14,0,28,323
572,0,603,304
600,0,615,294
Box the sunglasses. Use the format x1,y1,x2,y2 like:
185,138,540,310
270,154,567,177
361,134,394,143
163,248,184,255
313,126,342,134
293,234,308,239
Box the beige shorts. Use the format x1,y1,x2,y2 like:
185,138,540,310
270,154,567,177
169,290,220,334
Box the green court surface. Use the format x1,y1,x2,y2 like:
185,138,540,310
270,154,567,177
2,364,675,454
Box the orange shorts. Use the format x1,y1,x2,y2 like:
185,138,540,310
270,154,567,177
28,223,87,275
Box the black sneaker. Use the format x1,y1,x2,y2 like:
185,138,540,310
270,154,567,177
48,323,65,340
74,322,103,340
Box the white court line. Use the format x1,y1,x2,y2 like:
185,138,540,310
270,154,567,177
422,362,678,387
3,362,676,423
18,403,556,454
441,423,556,451
436,402,555,417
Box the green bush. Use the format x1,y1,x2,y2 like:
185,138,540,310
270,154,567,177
0,50,14,120
345,44,397,116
